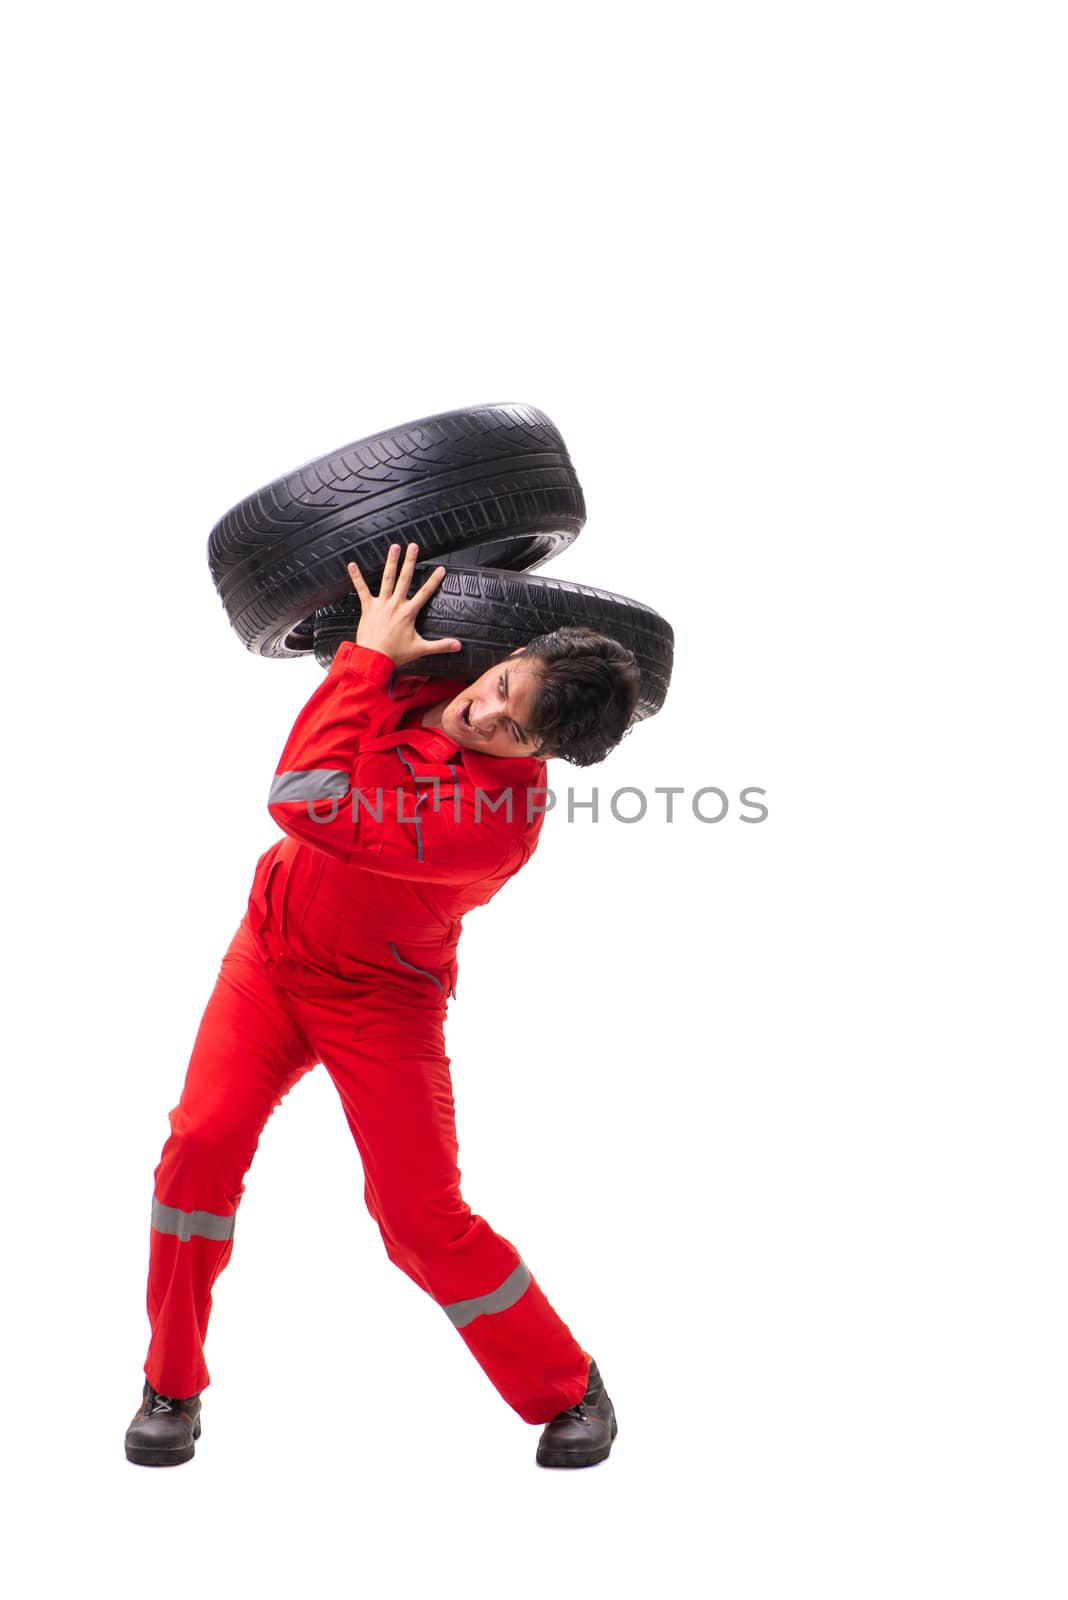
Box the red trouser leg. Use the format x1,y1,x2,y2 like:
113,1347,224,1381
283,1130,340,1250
280,957,590,1426
144,918,317,1397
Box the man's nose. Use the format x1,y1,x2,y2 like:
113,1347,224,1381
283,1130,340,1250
470,703,500,738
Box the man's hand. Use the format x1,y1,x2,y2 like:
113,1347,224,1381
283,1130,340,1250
347,543,463,667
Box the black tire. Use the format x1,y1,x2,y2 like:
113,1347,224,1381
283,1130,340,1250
312,566,674,723
207,403,585,657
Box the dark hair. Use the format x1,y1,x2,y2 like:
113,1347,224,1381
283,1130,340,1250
515,627,642,767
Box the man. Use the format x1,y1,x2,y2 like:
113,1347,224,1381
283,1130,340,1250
126,542,641,1470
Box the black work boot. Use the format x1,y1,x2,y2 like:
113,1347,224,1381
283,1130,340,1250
125,1380,202,1466
536,1358,618,1468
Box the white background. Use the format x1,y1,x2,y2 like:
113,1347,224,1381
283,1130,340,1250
3,2,1064,1596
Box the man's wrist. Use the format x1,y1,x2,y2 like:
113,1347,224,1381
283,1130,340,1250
354,629,399,664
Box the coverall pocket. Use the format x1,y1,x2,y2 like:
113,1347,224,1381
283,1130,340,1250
388,941,449,997
249,851,287,948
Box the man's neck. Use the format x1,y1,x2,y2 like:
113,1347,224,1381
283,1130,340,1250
420,701,448,731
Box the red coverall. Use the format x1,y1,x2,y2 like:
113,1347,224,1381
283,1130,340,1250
144,641,590,1425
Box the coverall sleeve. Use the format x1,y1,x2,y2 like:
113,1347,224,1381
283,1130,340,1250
266,640,536,884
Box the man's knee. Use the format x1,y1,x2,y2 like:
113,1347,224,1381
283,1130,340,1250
374,1184,479,1264
158,1107,260,1187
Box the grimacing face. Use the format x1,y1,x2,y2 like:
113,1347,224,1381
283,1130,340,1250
421,648,550,760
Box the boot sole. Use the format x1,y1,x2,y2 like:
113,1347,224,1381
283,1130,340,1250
125,1418,201,1466
536,1415,617,1469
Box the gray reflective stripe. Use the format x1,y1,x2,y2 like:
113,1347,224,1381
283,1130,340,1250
443,1259,531,1329
389,942,444,993
269,769,350,804
152,1196,235,1243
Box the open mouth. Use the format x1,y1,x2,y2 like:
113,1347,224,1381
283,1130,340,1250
459,702,472,730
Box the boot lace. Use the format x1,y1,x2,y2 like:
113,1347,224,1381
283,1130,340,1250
149,1392,175,1416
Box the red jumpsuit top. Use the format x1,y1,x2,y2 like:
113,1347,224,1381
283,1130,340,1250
246,640,550,1001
